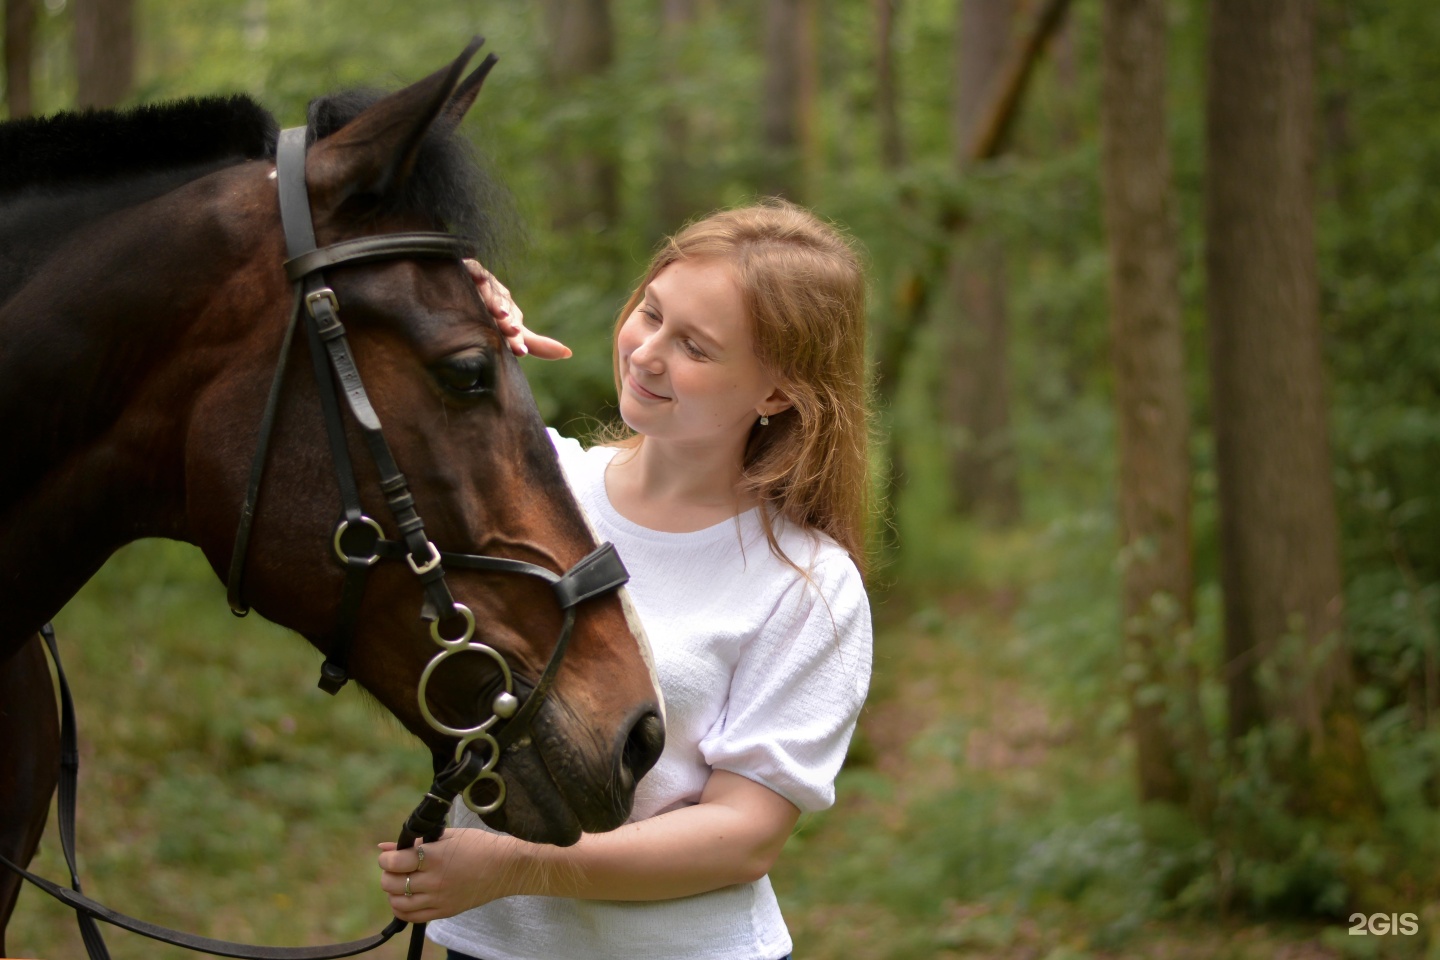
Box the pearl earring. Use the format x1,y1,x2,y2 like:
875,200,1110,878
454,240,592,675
759,414,769,426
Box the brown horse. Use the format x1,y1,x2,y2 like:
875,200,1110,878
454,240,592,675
0,42,663,951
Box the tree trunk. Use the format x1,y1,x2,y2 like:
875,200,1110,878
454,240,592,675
1205,0,1376,818
965,0,1073,161
539,0,618,232
871,0,914,557
759,0,817,201
655,0,698,234
874,0,905,171
74,0,135,110
1099,0,1195,809
4,0,35,118
940,0,1020,525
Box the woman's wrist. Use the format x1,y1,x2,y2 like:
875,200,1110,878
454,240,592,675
457,829,572,901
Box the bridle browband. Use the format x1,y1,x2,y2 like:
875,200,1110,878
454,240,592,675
3,102,636,960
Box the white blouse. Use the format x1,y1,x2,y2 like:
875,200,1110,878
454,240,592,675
429,433,872,960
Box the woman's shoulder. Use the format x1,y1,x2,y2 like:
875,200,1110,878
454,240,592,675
546,428,621,481
768,514,862,583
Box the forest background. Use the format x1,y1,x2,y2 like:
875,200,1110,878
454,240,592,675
5,0,1439,958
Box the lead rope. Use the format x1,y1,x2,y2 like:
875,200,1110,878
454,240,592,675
0,625,466,960
39,622,112,960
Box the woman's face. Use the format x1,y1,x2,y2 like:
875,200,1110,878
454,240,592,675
616,258,784,449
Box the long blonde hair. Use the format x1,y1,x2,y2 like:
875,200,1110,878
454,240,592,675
607,199,873,577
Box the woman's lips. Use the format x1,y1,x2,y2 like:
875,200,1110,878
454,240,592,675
627,375,669,401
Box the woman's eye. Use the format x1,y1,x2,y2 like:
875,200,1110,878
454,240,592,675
681,340,707,360
434,350,495,396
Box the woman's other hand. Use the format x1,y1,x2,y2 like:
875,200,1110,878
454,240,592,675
465,259,572,360
378,829,518,923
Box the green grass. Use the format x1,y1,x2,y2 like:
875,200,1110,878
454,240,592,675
10,539,432,960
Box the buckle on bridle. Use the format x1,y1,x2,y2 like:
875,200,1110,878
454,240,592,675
406,539,442,576
305,286,339,318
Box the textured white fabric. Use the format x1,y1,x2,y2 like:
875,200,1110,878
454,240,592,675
428,432,872,960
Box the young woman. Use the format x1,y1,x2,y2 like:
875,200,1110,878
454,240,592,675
377,199,873,960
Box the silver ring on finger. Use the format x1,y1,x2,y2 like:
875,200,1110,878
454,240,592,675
404,875,413,897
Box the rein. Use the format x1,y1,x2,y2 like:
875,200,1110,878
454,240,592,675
2,116,631,959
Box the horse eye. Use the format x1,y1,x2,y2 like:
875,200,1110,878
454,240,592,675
434,350,495,397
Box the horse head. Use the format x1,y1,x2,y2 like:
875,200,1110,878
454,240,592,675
180,42,663,845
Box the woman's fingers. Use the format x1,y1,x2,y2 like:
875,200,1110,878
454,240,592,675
521,329,573,360
463,259,510,316
376,842,422,874
380,872,437,923
463,259,571,359
378,842,433,921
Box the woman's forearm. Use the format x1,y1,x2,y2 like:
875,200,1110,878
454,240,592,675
509,771,800,901
379,770,800,921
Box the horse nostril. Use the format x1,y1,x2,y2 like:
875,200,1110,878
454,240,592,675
622,709,665,781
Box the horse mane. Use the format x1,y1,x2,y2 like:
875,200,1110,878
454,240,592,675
0,96,278,195
0,88,514,266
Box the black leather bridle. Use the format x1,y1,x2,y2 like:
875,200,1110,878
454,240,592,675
233,122,632,816
2,103,635,960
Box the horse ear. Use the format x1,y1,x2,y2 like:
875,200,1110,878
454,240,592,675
306,37,486,207
434,52,498,137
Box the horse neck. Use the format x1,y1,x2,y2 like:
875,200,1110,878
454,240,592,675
0,162,282,649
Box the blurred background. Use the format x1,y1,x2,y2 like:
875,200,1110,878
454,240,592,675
6,0,1440,957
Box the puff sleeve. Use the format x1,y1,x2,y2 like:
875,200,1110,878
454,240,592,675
698,554,872,812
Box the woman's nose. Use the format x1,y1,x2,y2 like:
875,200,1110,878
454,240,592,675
629,331,662,371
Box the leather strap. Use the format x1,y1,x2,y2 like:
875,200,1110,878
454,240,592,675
285,233,471,280
226,296,302,616
0,629,415,960
0,856,408,960
276,127,316,257
40,623,113,960
439,542,629,610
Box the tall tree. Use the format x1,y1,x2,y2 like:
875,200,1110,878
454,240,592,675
73,0,134,109
940,0,1020,525
539,0,618,232
874,0,905,171
759,0,817,201
655,0,697,234
1099,0,1195,808
4,0,35,118
1205,0,1375,816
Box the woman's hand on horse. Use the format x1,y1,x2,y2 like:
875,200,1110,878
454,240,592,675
464,259,572,360
378,829,516,922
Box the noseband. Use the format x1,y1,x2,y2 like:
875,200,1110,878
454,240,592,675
227,125,631,818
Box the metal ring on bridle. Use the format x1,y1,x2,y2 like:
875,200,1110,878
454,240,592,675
417,642,516,739
429,602,476,647
452,729,507,815
332,515,385,566
462,770,507,816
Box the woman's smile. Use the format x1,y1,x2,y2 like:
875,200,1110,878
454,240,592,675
626,374,670,402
